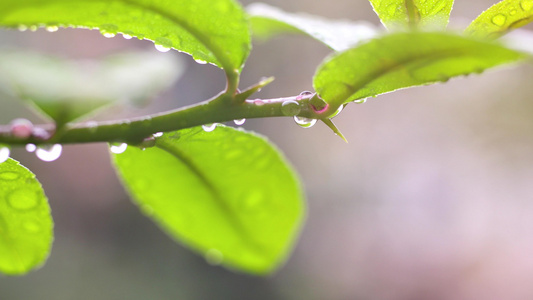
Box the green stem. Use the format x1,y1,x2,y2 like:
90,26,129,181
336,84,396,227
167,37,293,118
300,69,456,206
0,91,331,146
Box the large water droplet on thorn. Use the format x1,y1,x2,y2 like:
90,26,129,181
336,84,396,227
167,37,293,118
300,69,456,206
294,116,317,128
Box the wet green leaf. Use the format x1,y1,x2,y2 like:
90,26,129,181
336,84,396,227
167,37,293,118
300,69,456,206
0,51,183,126
0,159,53,275
313,32,527,107
248,3,377,51
368,0,454,30
466,0,533,39
0,0,251,71
112,125,304,275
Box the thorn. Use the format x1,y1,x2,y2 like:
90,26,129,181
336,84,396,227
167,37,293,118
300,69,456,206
321,118,348,143
235,76,275,103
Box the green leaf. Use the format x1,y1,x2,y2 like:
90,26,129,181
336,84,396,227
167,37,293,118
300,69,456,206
0,158,53,275
112,125,304,275
247,3,377,51
0,50,183,126
465,0,533,39
313,32,527,107
368,0,454,30
0,0,251,72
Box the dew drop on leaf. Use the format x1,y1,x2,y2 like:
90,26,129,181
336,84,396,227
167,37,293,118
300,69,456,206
205,249,224,266
100,24,118,38
202,123,217,132
521,0,533,11
233,119,246,126
281,100,301,116
25,144,37,153
45,25,58,32
491,14,507,26
253,99,265,106
194,59,208,65
0,171,20,181
0,146,10,163
23,221,42,234
353,98,367,104
293,116,317,128
7,189,40,211
153,132,163,138
36,144,62,162
110,143,128,154
18,25,28,31
154,37,173,53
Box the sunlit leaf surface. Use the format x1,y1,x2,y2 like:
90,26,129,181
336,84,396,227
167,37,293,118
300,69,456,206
313,32,527,107
0,159,53,275
0,0,251,71
466,0,533,39
368,0,454,30
0,51,183,126
112,125,304,275
248,2,377,51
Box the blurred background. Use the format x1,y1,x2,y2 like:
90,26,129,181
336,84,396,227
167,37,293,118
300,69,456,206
2,0,533,299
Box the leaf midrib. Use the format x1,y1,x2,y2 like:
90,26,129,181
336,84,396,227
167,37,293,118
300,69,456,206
155,138,270,258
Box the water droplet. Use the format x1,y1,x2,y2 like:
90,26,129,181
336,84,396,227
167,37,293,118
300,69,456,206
25,144,37,153
354,98,367,104
294,116,317,128
140,204,154,216
296,91,313,100
243,190,265,212
46,25,58,32
122,33,133,39
100,24,118,38
253,99,264,106
155,44,171,52
510,9,518,15
331,104,344,118
205,249,224,266
194,59,207,65
110,143,128,154
233,119,246,126
0,171,20,181
202,123,217,132
29,25,38,32
23,221,42,233
36,144,62,162
18,25,28,31
9,118,33,139
521,0,533,11
491,14,507,26
32,127,51,140
281,100,301,116
154,37,173,52
86,121,98,133
0,147,10,163
153,132,163,138
7,189,40,211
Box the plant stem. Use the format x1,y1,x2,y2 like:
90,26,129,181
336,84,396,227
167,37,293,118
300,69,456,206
0,91,335,146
